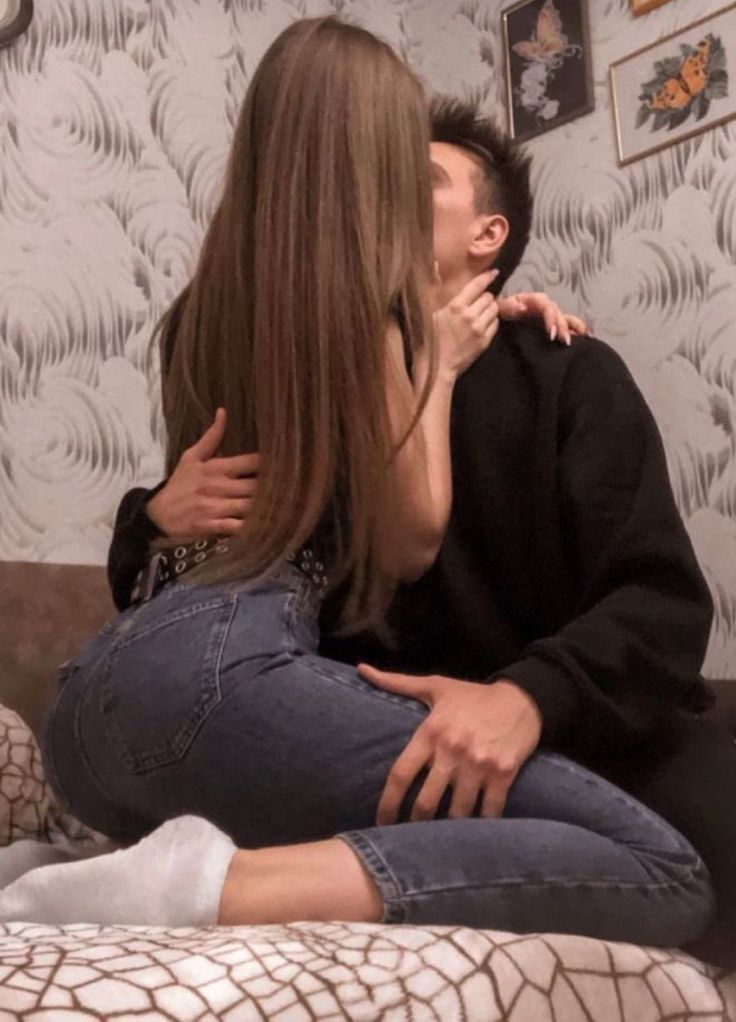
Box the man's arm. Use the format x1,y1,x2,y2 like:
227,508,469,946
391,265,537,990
356,338,714,825
107,485,166,611
107,409,259,610
492,339,715,756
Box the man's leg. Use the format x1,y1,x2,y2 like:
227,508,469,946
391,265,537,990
601,712,736,966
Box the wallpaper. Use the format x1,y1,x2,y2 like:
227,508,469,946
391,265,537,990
0,0,734,676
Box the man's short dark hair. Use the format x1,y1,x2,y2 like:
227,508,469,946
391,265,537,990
430,96,533,292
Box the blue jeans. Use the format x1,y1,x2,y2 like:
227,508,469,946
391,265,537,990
43,565,714,946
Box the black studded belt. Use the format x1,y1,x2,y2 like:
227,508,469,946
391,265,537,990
131,537,328,604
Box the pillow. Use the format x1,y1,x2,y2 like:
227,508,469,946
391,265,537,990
0,705,52,845
0,703,107,849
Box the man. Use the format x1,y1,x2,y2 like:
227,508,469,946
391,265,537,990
108,98,734,963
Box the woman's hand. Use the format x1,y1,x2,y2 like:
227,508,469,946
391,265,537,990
432,269,500,380
358,666,543,823
146,408,260,539
498,292,587,346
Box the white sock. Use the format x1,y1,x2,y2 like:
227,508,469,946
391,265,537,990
0,841,96,888
0,816,236,927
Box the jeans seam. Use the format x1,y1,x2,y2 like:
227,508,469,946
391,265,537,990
337,830,406,924
112,595,235,652
396,874,709,902
536,752,701,859
71,668,122,807
41,681,74,820
303,659,427,720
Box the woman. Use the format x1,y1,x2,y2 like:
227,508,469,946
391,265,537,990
1,17,714,947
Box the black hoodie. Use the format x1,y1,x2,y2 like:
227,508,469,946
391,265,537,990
108,322,714,762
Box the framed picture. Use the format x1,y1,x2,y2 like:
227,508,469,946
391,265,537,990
0,0,33,49
610,2,736,166
502,0,594,143
629,0,675,16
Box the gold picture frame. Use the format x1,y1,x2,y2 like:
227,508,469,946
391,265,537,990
610,1,736,166
629,0,675,18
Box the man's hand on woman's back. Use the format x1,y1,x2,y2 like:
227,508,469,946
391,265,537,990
146,408,260,540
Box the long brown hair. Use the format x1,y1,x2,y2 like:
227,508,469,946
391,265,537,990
156,17,435,632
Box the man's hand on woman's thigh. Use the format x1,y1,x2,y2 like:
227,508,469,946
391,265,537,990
357,666,543,824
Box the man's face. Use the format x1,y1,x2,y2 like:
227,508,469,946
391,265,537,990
430,141,487,294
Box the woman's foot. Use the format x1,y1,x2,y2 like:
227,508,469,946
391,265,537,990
0,840,95,888
0,815,235,926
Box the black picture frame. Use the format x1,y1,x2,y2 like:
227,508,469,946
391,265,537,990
502,0,594,143
0,0,33,50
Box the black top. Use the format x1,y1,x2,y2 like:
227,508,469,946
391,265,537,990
108,323,714,762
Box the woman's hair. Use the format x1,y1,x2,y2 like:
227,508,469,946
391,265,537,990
155,17,435,632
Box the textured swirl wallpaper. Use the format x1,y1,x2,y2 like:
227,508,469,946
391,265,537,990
0,0,734,676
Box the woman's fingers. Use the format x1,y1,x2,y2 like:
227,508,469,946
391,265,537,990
457,268,499,306
566,313,588,335
556,309,571,346
542,306,571,346
541,304,557,342
468,290,497,317
474,305,499,342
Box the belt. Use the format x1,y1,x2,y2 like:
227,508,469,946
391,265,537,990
131,537,328,604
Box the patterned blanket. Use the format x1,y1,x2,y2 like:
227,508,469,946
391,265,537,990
0,705,733,1021
0,920,733,1020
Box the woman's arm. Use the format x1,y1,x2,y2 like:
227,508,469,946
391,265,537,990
374,323,454,582
375,270,499,582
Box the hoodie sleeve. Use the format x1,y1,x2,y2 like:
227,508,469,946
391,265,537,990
107,482,166,611
493,340,714,755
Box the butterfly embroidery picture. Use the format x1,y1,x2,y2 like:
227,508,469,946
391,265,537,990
503,0,593,142
512,0,581,68
637,33,728,133
650,39,710,110
509,0,584,126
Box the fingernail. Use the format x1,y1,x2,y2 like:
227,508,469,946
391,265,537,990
550,325,557,342
490,269,500,279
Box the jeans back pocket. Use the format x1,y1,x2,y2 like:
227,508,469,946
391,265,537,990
100,592,237,773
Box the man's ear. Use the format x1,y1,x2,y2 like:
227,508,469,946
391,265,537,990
469,213,509,262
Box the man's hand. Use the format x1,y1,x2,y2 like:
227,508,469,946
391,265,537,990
357,666,542,824
146,408,260,540
497,291,588,346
